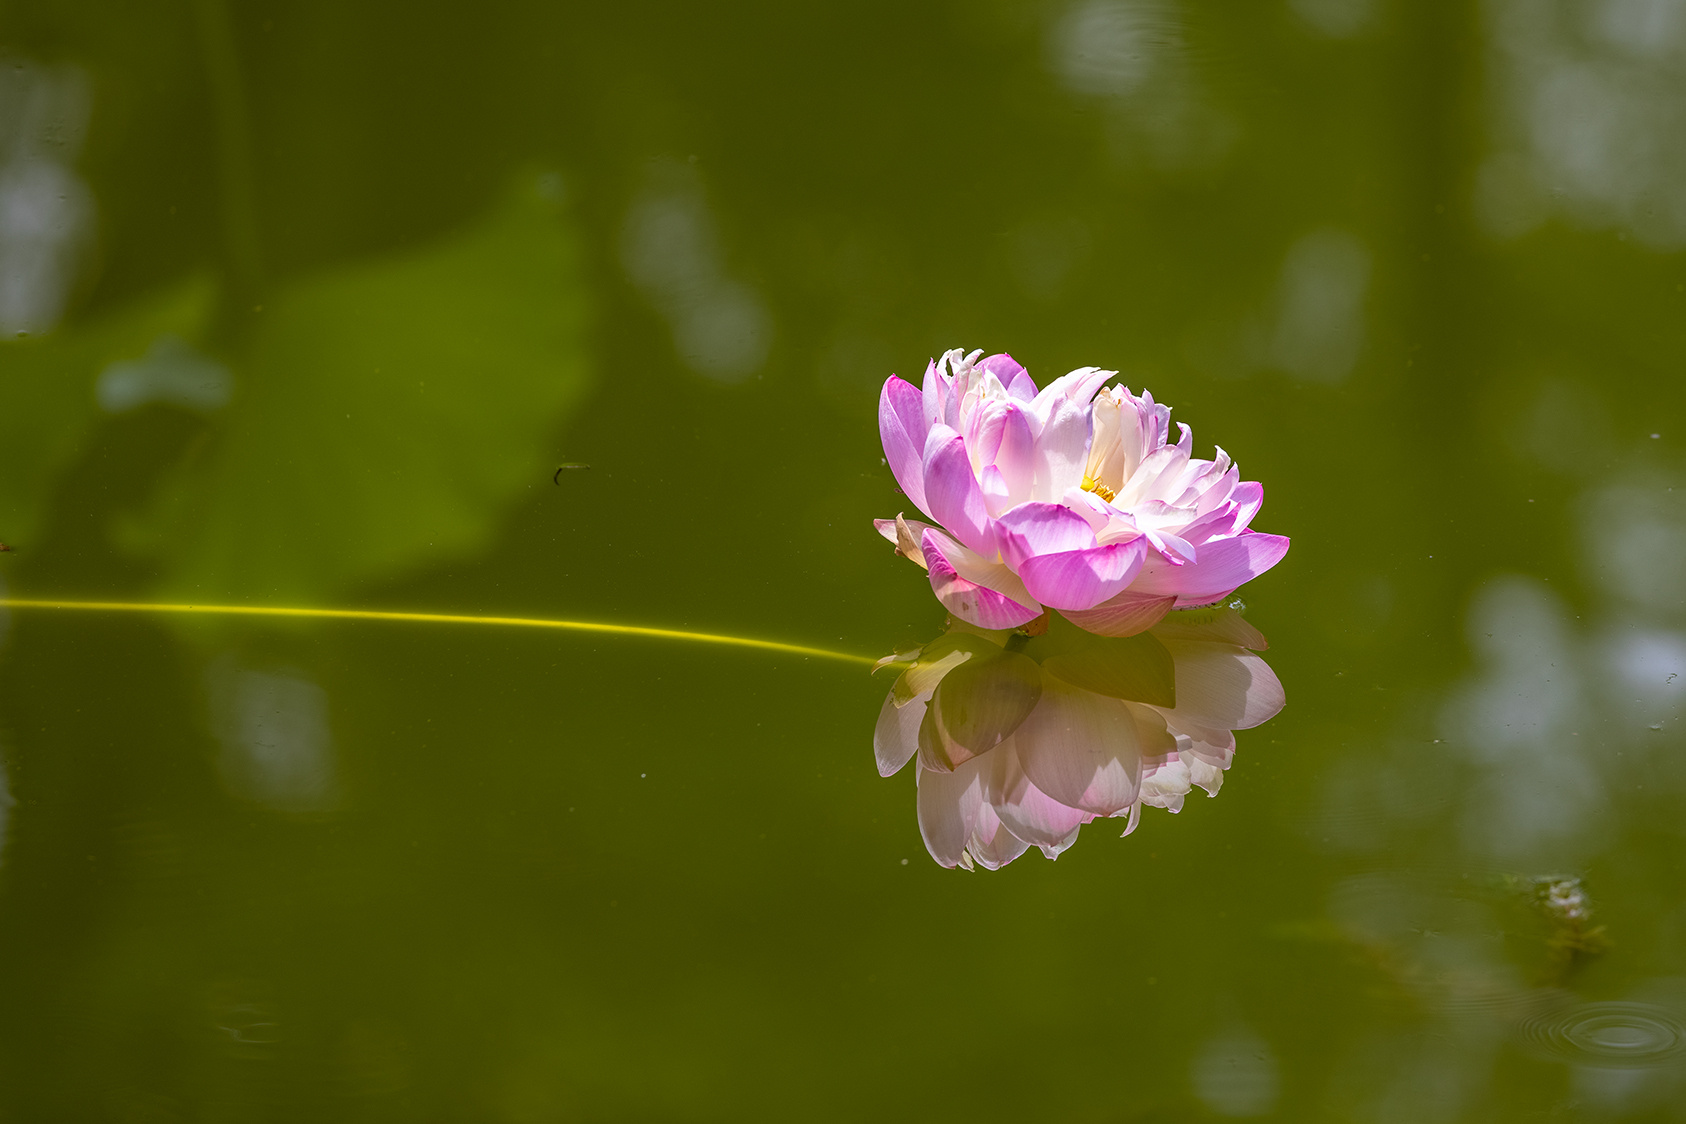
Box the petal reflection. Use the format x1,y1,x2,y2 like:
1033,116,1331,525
877,605,1284,869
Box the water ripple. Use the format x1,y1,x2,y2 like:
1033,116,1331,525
1517,1001,1686,1068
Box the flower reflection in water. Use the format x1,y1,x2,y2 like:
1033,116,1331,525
874,606,1283,869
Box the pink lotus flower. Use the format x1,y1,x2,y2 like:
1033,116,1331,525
876,349,1289,635
874,608,1283,870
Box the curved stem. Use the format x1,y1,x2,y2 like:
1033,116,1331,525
191,0,264,295
0,599,876,667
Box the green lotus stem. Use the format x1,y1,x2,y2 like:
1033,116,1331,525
0,599,876,666
190,0,264,293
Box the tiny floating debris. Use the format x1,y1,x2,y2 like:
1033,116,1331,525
553,463,590,484
1533,875,1610,959
1496,873,1610,985
0,542,14,552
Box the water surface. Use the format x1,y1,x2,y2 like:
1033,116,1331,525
1,1,1684,1119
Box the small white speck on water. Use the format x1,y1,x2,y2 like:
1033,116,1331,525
640,773,646,778
1651,433,1661,439
900,859,908,865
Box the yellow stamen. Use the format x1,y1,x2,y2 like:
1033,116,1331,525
0,598,876,666
1081,474,1116,503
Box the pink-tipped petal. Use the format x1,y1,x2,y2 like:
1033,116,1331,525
879,376,931,516
979,464,1012,514
1159,640,1286,730
1175,506,1241,550
1059,486,1115,534
921,529,1043,630
978,352,1027,385
916,757,981,868
994,747,1093,850
991,404,1037,502
967,813,1031,870
996,502,1097,569
922,428,997,556
1013,674,1143,816
1132,532,1291,607
1061,590,1178,638
874,689,929,778
1018,539,1148,612
916,753,1030,870
1144,529,1197,564
961,749,1034,868
1228,481,1263,531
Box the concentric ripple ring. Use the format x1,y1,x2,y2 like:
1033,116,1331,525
1517,1001,1686,1067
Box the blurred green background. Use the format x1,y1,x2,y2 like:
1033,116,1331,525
1,0,1684,1119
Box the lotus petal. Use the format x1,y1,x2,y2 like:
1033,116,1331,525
891,632,994,704
1028,394,1093,504
921,528,1043,630
1019,539,1148,611
1060,590,1177,638
926,647,1043,767
1131,532,1291,607
1126,702,1180,756
916,758,981,868
966,812,1031,870
1227,479,1263,529
1158,640,1285,729
978,352,1028,387
874,514,938,570
1138,748,1192,811
997,502,1097,569
990,404,1037,502
1013,673,1142,815
1178,740,1232,796
879,375,930,514
921,357,947,432
993,747,1093,852
922,426,997,556
874,689,929,777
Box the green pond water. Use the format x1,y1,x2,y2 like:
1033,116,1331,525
2,0,1685,1119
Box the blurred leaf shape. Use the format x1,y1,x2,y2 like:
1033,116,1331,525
0,276,216,544
140,175,592,602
